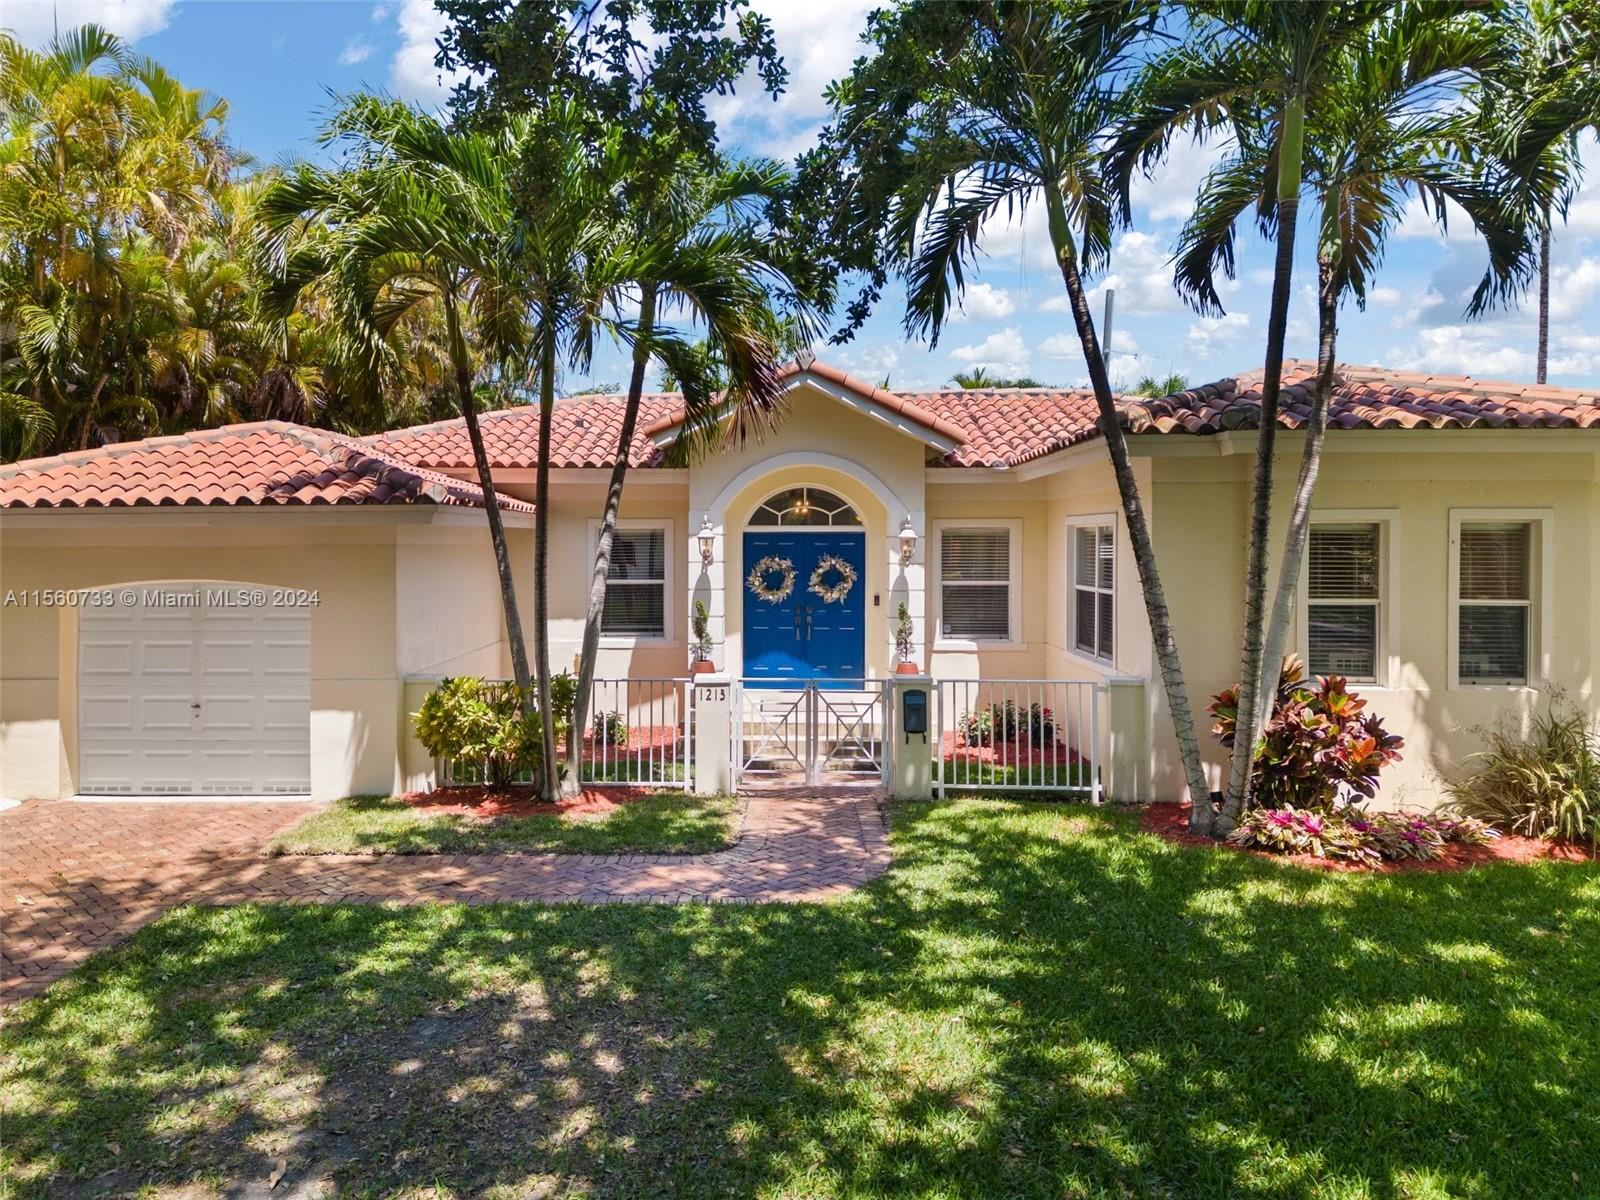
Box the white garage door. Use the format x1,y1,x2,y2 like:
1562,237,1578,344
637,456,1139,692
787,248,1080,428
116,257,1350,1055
78,587,311,795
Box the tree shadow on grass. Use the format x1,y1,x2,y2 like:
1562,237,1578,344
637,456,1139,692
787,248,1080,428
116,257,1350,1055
3,800,1597,1198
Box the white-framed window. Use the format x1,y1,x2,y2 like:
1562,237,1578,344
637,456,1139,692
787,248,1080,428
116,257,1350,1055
1450,511,1548,687
1306,522,1381,681
933,521,1019,644
1070,520,1114,661
591,520,672,641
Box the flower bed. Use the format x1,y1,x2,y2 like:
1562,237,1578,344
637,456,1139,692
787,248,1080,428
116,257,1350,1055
1141,803,1595,872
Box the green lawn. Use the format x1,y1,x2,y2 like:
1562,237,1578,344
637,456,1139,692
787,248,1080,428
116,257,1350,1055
6,800,1597,1199
267,791,739,856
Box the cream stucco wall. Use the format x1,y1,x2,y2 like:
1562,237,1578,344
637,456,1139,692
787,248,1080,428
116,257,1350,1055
1142,434,1599,808
0,510,531,802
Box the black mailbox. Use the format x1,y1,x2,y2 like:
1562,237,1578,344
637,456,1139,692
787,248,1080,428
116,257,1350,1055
902,688,928,738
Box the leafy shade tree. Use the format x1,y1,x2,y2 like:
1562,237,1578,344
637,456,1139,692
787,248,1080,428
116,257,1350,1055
435,0,785,150
1114,0,1409,831
1132,372,1187,397
256,98,539,742
801,0,1213,811
562,150,799,792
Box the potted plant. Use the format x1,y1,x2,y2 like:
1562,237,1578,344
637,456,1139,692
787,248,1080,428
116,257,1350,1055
894,601,920,674
690,599,715,674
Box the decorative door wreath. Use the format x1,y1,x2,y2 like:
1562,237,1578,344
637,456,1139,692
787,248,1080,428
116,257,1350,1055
808,554,858,604
746,555,796,603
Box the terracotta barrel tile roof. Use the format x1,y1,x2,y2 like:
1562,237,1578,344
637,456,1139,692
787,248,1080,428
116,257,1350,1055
0,422,533,511
368,395,684,469
1122,361,1600,440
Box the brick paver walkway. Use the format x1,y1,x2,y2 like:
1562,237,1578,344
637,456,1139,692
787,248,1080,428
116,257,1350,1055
0,789,888,1004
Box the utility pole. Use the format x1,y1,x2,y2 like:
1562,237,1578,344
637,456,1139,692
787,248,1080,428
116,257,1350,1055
1101,288,1115,375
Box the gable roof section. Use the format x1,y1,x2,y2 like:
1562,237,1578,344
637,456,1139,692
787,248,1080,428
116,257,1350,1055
0,422,534,511
640,361,969,450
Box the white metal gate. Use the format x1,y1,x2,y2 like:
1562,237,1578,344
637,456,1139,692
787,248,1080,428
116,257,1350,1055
933,679,1103,800
733,679,888,787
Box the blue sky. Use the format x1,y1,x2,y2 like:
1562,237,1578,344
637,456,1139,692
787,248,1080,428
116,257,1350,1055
13,0,1599,393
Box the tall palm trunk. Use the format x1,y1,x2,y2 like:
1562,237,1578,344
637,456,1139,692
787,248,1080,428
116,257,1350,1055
1220,94,1304,832
532,322,560,800
1259,258,1339,687
1536,219,1550,385
443,289,532,691
1045,187,1212,816
564,282,659,794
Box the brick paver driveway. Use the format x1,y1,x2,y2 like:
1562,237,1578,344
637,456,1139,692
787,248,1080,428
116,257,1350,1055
1,790,888,1004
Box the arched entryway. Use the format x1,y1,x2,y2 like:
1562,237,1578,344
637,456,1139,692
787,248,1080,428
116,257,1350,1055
742,486,865,686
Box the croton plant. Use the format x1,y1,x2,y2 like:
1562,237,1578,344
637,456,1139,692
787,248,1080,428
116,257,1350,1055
1210,655,1405,811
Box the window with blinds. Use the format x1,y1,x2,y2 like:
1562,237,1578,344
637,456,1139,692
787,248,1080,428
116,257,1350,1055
1457,521,1531,684
601,527,666,636
940,528,1011,640
1072,524,1114,660
1307,523,1380,680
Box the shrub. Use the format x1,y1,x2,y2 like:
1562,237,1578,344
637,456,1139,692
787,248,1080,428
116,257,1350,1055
1210,656,1404,810
592,710,628,745
1230,806,1499,865
691,600,712,662
1445,702,1599,849
414,677,544,788
894,601,915,664
958,701,1057,747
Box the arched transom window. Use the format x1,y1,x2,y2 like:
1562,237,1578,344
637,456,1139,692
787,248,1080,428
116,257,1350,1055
749,486,861,527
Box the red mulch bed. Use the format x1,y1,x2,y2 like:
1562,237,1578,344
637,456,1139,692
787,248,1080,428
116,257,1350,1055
1140,802,1596,873
940,732,1085,768
396,785,653,821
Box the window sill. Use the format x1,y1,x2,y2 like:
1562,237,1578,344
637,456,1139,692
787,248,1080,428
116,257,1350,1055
933,639,1022,652
1063,647,1116,673
599,636,680,650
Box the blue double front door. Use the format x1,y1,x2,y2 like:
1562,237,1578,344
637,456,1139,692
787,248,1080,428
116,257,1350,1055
743,531,866,686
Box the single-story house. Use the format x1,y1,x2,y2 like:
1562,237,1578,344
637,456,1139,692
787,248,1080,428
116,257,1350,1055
2,359,1595,805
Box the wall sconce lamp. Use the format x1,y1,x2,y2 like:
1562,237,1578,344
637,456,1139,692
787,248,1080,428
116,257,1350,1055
898,516,918,566
698,516,716,567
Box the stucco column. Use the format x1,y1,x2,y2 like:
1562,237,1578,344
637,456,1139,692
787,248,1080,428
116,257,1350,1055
888,675,934,800
1104,676,1149,804
692,674,733,795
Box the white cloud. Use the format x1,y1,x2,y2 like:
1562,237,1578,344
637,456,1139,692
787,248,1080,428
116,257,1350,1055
1039,328,1135,361
950,282,1016,322
340,39,375,66
947,328,1030,376
388,0,482,105
1394,192,1479,244
1182,311,1251,360
1087,231,1187,317
706,0,875,155
370,2,391,20
1548,256,1600,323
5,0,175,46
1127,135,1230,226
1367,285,1403,308
1388,324,1533,379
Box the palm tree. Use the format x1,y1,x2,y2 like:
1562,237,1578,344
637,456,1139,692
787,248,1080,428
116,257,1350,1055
1114,0,1407,831
561,150,797,791
813,0,1213,811
1482,0,1595,383
1173,11,1539,761
255,97,539,758
1133,372,1186,397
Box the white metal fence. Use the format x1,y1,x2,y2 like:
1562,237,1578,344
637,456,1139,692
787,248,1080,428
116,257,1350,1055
933,679,1103,800
440,676,693,790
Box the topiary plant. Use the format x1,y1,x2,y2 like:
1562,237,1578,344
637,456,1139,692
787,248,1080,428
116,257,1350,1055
1210,656,1404,811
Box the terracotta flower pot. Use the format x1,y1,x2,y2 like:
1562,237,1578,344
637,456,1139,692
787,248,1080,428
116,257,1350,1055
691,659,716,675
895,661,921,675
